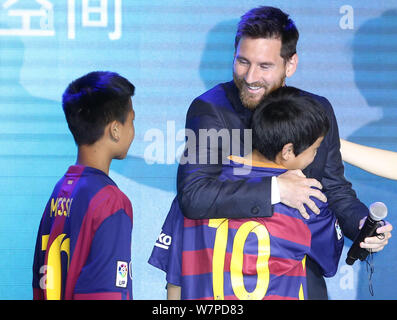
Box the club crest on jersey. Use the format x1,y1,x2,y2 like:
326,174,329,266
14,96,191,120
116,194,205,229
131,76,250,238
335,220,343,240
116,261,128,288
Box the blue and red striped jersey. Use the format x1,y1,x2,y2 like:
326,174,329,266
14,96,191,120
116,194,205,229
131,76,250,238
32,165,133,300
148,157,344,300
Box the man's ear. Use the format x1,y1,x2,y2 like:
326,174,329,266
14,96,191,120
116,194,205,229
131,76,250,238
109,120,120,142
281,143,294,160
285,53,298,78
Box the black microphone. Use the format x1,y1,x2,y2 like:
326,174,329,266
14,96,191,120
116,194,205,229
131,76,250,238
345,202,388,265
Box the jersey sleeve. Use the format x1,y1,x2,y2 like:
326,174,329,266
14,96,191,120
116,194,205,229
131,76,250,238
148,197,184,287
306,197,344,277
73,209,133,299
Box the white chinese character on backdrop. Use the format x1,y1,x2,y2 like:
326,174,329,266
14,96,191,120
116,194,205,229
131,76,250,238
0,0,54,36
67,0,122,40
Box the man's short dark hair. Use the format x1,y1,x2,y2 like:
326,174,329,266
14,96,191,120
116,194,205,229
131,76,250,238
62,71,135,146
235,6,299,61
252,86,330,161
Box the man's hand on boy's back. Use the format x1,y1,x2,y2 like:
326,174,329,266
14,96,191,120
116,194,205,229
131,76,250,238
277,170,327,219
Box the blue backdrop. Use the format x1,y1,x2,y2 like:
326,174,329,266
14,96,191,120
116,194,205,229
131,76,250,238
0,0,396,300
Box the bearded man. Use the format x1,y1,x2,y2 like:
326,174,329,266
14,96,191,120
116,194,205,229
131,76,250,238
176,6,392,299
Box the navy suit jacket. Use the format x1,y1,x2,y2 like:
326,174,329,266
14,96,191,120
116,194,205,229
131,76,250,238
176,81,369,298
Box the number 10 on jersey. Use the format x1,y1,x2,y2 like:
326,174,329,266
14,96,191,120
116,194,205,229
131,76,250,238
208,219,271,300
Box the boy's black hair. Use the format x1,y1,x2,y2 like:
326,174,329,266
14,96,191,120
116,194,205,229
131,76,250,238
62,71,135,146
252,86,330,161
235,6,299,62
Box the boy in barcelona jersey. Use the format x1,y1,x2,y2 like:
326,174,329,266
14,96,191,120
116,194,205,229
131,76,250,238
32,71,135,300
148,86,344,300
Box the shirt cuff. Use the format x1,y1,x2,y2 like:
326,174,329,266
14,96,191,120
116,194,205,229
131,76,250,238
271,176,281,205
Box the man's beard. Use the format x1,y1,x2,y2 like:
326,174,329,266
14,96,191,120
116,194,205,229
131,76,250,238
233,72,285,110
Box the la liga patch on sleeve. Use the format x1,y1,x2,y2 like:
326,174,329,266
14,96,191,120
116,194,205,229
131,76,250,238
116,261,128,288
335,220,343,240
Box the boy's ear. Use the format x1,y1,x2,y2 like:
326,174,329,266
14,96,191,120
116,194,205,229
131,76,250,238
281,143,294,160
109,120,120,142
